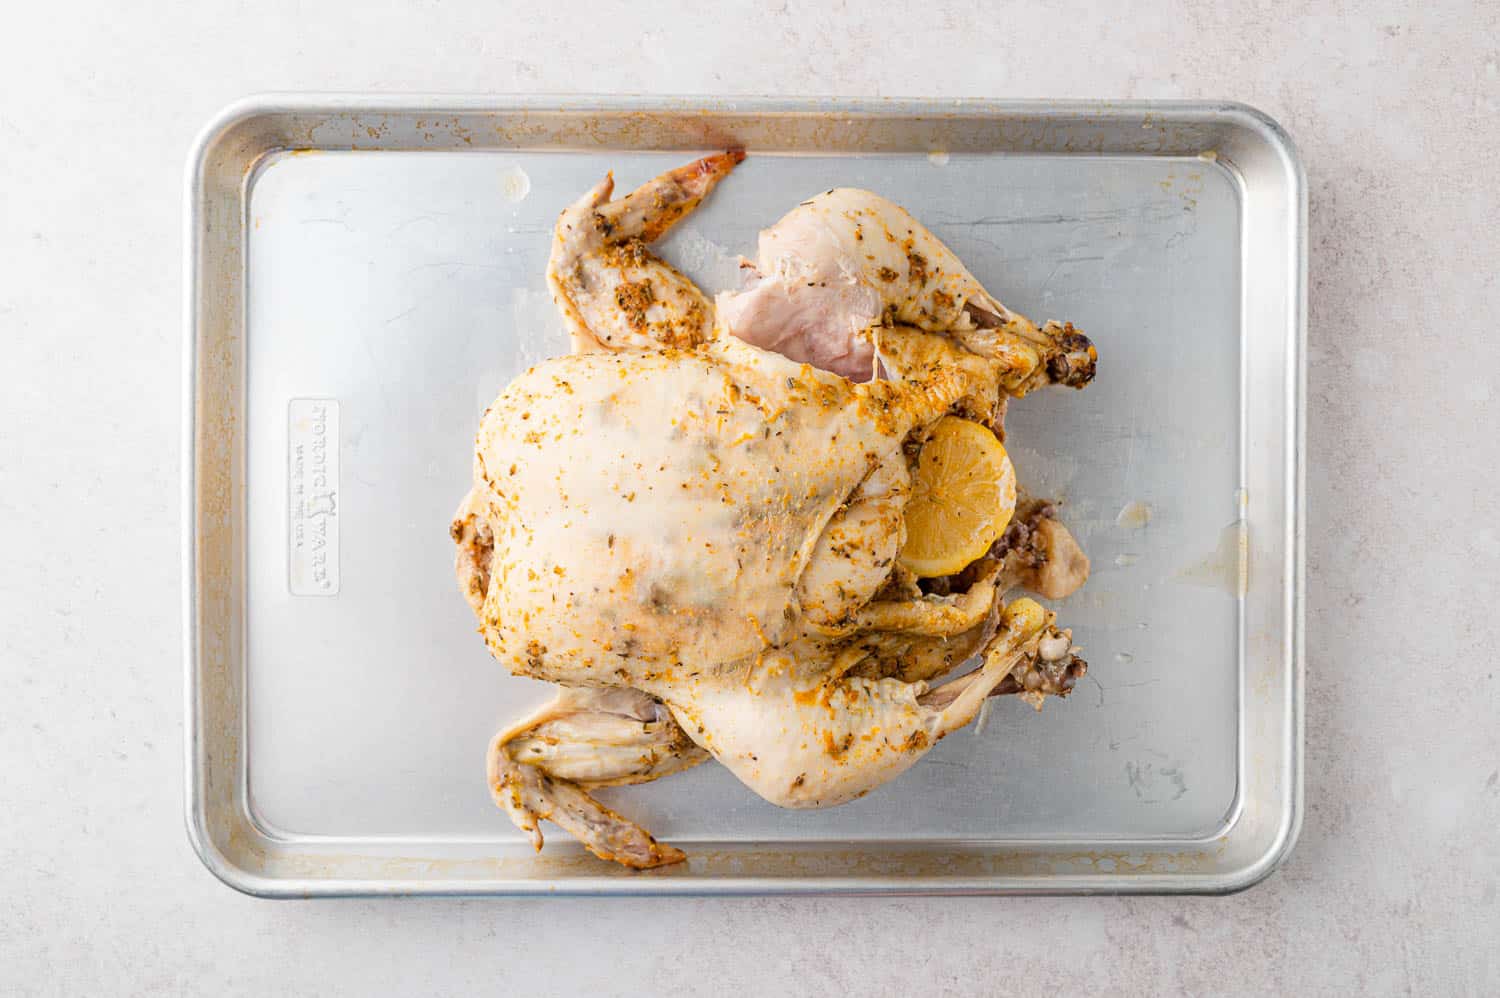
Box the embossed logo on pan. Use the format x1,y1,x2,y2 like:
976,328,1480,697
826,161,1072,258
288,398,340,596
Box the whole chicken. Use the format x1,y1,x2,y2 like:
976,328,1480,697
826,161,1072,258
452,153,1096,867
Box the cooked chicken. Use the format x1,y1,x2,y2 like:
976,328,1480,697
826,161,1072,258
548,151,743,353
488,686,707,868
718,187,1097,391
456,154,1096,867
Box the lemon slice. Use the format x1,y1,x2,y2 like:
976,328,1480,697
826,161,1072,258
898,416,1017,578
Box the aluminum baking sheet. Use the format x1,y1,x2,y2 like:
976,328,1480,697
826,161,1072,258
185,96,1304,895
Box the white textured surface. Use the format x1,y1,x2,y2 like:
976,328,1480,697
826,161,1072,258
2,1,1498,994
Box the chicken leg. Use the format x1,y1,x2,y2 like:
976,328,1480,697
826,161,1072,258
658,597,1079,809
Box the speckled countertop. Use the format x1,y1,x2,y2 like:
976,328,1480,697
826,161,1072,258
3,2,1497,994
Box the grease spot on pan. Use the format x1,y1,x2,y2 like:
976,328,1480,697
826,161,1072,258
499,164,531,204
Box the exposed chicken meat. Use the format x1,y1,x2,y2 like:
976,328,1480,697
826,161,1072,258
716,267,883,380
